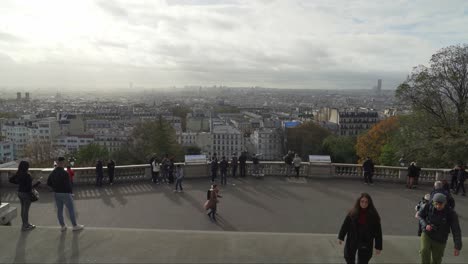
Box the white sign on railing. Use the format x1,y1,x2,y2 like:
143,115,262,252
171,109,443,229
185,155,207,164
309,155,331,163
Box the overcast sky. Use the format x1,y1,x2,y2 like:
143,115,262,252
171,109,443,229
0,0,467,90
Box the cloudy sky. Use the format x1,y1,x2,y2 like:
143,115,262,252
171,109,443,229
0,0,467,90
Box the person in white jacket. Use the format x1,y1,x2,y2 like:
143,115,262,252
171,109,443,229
293,154,302,178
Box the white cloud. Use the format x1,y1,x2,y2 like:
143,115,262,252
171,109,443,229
0,0,467,90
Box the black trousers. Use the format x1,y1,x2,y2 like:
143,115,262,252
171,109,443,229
364,172,373,184
455,180,466,194
232,166,237,178
109,171,114,184
451,175,458,189
345,247,373,264
240,164,246,177
211,170,217,182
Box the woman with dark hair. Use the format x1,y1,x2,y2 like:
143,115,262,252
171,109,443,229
338,193,382,264
15,160,41,231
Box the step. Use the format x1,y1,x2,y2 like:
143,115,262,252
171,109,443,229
0,203,10,215
0,203,17,225
0,226,466,263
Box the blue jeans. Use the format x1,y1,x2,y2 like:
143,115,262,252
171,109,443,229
54,193,77,226
175,179,183,191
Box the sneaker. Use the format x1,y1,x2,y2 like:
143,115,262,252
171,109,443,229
178,190,183,193
173,190,177,192
72,224,84,231
22,224,36,231
364,182,368,185
61,225,67,232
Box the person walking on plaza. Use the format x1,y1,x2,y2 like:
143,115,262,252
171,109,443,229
418,193,462,264
210,156,219,183
12,161,41,231
407,162,421,189
47,157,84,231
220,156,228,185
293,153,302,178
168,158,175,184
362,157,375,185
107,159,115,185
174,165,184,192
204,184,222,221
238,152,247,177
151,157,160,184
231,154,238,178
431,181,455,209
338,193,382,264
95,160,104,187
454,163,466,196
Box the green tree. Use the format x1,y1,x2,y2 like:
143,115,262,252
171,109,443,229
76,144,109,166
116,116,184,164
396,44,468,133
322,135,357,163
286,122,331,157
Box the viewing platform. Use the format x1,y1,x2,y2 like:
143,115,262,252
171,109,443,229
0,163,466,263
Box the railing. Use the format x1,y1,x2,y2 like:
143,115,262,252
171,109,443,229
0,162,452,187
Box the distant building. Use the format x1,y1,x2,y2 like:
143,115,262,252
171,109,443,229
0,141,13,162
54,135,94,153
16,92,21,101
317,107,379,136
251,128,282,160
25,92,30,101
211,125,243,158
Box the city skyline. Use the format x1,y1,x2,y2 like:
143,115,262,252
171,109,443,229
0,0,467,90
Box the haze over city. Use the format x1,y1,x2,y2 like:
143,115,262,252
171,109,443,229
1,0,467,92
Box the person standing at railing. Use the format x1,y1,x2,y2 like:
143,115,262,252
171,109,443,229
11,160,41,231
284,150,294,177
220,156,228,185
362,157,375,185
95,160,104,187
293,154,302,178
239,152,247,177
107,159,115,186
47,157,84,231
210,156,219,183
407,162,420,189
161,154,171,184
151,157,161,184
174,165,184,193
66,165,74,190
454,163,466,196
231,154,238,178
252,154,260,176
338,193,382,264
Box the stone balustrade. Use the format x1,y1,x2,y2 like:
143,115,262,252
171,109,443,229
0,162,452,187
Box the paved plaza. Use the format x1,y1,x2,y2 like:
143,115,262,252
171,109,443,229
0,177,467,263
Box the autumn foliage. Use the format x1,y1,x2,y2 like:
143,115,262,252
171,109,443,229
356,117,399,163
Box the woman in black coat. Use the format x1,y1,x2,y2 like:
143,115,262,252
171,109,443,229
15,161,41,231
338,193,382,264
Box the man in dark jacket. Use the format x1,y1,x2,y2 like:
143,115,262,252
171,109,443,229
362,157,375,185
95,160,104,187
238,152,247,177
107,159,115,185
419,193,462,263
47,157,84,231
454,164,466,196
219,156,228,185
210,156,218,183
430,181,455,209
231,154,238,178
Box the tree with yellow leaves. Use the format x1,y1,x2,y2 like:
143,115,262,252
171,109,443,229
356,117,399,164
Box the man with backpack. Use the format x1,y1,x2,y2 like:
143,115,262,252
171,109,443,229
454,164,466,196
418,193,462,263
283,151,294,177
362,157,375,185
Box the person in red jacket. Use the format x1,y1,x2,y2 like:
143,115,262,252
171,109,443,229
66,165,75,186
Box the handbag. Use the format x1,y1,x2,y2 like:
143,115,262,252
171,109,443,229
8,174,18,184
30,188,39,202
